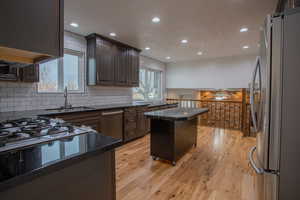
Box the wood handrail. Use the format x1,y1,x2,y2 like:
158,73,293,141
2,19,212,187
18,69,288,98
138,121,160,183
166,98,242,103
166,95,252,137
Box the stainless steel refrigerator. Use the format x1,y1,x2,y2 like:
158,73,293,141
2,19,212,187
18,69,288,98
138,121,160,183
249,8,300,200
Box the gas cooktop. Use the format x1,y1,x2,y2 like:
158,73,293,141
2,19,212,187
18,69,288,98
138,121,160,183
0,117,95,153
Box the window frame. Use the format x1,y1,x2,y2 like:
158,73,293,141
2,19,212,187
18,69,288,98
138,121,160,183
133,67,163,102
37,48,85,94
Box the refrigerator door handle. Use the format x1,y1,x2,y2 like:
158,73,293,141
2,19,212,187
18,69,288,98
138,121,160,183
249,146,264,174
250,57,260,132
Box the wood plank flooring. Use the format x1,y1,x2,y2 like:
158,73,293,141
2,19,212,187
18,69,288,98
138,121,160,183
116,126,257,200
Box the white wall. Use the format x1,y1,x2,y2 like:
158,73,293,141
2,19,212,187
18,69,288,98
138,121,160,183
166,55,256,89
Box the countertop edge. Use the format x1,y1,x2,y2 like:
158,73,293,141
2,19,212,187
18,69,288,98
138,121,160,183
0,102,179,121
0,136,122,192
145,108,209,121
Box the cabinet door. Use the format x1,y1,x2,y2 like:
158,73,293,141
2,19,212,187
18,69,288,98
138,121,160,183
124,108,137,142
20,64,39,82
0,0,63,58
114,46,127,85
100,110,123,140
131,50,140,87
96,38,115,85
137,110,147,137
126,49,139,87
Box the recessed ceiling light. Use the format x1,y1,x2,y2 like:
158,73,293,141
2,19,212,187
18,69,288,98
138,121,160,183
166,56,171,60
70,22,79,28
240,27,248,32
109,32,117,37
145,47,151,50
243,45,249,49
197,51,203,55
181,39,188,44
152,17,160,23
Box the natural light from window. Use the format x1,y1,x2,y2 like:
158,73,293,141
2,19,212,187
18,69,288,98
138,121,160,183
133,68,162,101
38,49,84,93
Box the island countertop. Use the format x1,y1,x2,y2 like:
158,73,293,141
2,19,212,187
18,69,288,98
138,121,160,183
0,131,122,192
144,108,209,121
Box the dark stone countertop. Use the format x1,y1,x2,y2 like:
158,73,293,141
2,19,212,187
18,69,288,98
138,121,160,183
0,131,122,192
144,108,209,121
0,102,178,122
0,101,178,191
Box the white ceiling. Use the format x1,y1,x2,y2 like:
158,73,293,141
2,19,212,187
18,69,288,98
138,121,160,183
64,0,277,63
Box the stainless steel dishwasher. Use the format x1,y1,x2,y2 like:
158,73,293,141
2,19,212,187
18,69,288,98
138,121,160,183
100,110,124,141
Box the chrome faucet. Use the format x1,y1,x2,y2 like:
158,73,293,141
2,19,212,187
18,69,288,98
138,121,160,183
64,87,72,109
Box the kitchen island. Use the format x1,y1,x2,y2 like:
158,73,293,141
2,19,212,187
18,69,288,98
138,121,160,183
145,108,208,165
0,132,122,200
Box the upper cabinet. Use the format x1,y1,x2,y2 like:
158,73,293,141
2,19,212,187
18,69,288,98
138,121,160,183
0,0,64,64
86,34,141,87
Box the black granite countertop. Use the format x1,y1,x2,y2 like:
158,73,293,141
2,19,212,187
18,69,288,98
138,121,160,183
145,108,209,121
0,102,178,122
0,131,122,192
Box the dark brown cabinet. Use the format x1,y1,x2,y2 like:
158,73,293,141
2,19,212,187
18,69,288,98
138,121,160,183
124,108,137,142
114,46,128,86
49,111,102,133
20,64,39,82
0,0,64,64
100,110,124,140
95,38,115,85
146,104,179,132
45,105,179,144
124,106,148,142
136,107,148,137
0,63,39,82
86,34,141,87
127,49,139,86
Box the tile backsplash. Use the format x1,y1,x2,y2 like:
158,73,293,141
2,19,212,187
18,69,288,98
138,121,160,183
0,81,132,112
0,31,167,113
0,31,133,113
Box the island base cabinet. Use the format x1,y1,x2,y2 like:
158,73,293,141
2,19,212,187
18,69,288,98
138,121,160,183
0,150,116,200
150,118,197,165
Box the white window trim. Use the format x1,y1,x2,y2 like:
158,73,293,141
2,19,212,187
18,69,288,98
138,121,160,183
38,48,85,94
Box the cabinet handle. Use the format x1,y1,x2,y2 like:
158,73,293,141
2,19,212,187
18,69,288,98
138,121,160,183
127,118,136,122
102,110,124,116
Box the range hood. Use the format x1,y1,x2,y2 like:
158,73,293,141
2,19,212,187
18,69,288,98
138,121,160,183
0,46,51,65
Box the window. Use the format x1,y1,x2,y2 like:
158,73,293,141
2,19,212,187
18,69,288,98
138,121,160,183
133,68,162,101
38,49,84,93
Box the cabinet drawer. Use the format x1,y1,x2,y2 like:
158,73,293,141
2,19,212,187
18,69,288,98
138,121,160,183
124,129,137,142
125,121,137,130
53,112,101,121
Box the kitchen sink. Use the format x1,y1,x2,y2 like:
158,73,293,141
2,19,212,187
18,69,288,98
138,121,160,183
45,106,94,111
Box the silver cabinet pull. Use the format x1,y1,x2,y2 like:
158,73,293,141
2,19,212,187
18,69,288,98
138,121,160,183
249,146,264,174
102,110,124,116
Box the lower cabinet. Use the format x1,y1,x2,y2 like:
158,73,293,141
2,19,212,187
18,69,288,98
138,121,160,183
46,104,178,143
146,104,178,132
124,107,138,142
124,106,148,142
0,150,116,200
100,110,124,140
49,111,101,132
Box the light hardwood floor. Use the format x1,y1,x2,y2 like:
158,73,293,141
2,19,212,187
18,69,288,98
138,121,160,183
116,126,257,200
